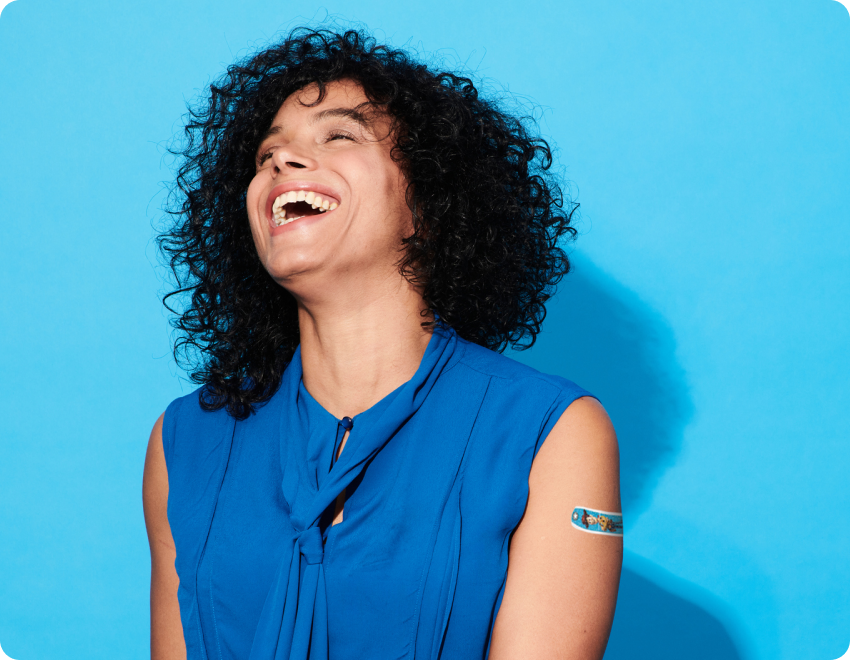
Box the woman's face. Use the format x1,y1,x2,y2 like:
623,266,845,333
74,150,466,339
246,79,412,300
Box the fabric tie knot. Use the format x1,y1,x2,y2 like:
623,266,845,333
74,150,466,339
296,526,324,565
247,325,458,660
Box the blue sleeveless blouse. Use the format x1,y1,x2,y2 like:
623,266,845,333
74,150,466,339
162,324,596,660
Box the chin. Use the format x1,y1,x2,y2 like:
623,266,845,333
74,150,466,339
260,249,326,286
263,259,312,284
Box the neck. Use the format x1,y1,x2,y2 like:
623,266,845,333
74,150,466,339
296,281,434,419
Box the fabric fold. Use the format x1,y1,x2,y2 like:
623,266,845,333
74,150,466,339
249,323,459,660
432,500,462,660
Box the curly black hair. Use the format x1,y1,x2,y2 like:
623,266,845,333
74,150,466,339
159,26,579,419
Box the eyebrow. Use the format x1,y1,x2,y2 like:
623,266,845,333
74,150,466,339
257,106,373,147
309,106,372,126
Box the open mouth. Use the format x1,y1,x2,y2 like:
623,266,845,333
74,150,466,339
270,190,339,227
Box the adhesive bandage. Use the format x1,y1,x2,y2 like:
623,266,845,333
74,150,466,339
571,506,624,536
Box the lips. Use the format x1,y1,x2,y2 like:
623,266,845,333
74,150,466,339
265,182,341,229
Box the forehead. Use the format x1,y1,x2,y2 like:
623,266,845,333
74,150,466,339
274,78,374,122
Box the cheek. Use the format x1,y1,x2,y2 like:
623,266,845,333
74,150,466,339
394,175,413,233
355,154,411,231
387,171,413,237
246,177,264,223
244,177,273,261
245,177,271,248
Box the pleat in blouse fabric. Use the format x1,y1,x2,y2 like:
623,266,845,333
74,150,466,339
162,323,597,660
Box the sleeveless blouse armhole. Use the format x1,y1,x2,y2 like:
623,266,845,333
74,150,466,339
532,386,600,462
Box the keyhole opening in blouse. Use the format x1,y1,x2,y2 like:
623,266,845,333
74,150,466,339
330,416,354,527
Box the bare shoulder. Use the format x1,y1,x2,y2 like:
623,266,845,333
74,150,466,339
143,413,170,539
489,396,622,660
143,413,187,660
532,396,620,503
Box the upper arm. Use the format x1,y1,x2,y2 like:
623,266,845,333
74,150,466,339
143,413,187,660
489,396,622,660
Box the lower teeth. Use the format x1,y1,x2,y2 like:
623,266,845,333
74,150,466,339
273,205,331,226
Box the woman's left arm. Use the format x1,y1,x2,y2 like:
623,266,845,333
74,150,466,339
489,396,622,660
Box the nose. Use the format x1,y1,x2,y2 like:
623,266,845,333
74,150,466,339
270,139,317,174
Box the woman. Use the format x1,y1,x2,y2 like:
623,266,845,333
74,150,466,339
143,27,622,660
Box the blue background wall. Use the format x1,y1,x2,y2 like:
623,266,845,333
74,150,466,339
0,1,847,659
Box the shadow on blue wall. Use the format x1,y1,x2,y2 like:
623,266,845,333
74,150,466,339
606,554,747,659
509,253,751,659
508,252,694,516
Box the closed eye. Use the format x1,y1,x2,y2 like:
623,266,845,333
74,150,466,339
255,129,356,167
325,131,356,142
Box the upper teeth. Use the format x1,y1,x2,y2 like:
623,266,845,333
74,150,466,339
271,190,339,226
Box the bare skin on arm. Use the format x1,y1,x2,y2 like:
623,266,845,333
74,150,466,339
143,414,188,660
489,396,622,660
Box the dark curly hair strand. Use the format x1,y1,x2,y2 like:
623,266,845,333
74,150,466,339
158,26,579,419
